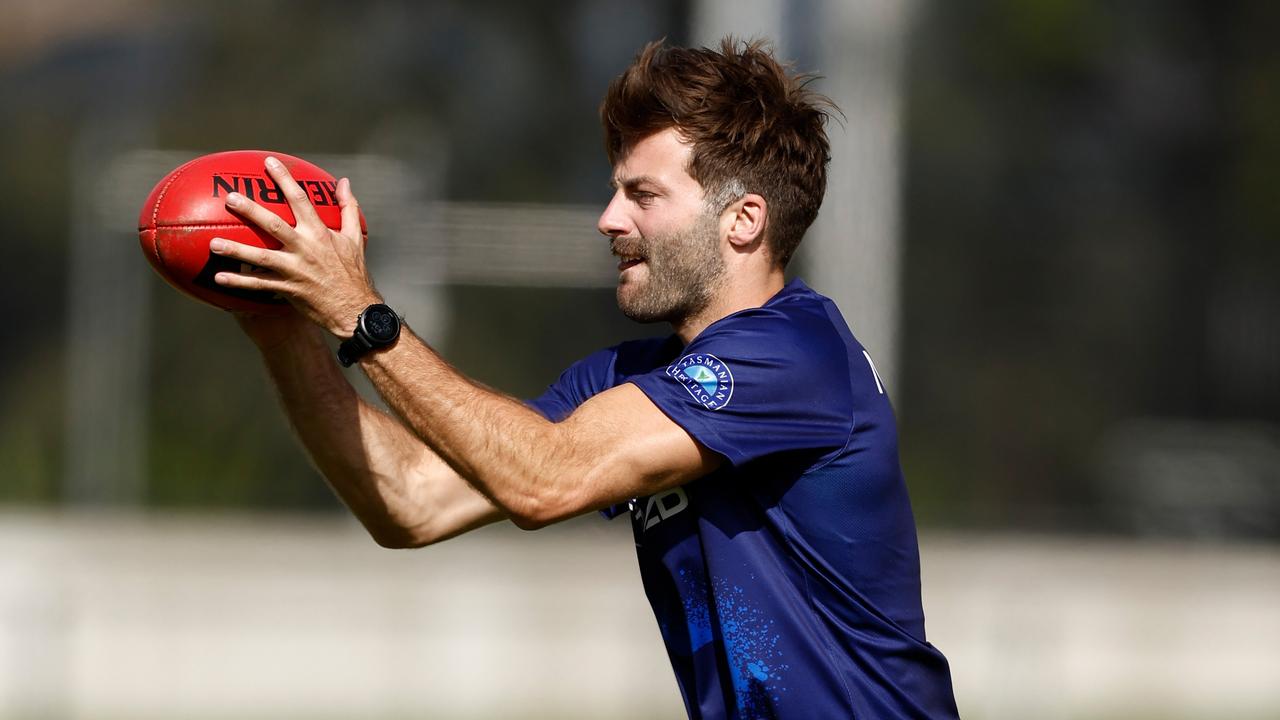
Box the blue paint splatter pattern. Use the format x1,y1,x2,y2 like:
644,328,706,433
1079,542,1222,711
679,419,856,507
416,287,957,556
677,568,789,717
713,578,790,716
677,568,714,653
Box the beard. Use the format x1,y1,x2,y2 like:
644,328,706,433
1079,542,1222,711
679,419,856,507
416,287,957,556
613,209,725,324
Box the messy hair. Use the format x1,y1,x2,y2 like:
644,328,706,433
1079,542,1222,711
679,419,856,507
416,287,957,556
601,37,836,266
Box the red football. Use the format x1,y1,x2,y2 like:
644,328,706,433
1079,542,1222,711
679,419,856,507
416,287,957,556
138,150,367,314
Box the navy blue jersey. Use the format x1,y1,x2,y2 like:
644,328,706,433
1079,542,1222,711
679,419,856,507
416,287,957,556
529,280,958,719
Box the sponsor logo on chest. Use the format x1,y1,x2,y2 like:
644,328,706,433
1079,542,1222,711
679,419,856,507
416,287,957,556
632,487,690,531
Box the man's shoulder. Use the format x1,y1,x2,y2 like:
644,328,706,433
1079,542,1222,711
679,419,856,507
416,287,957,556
608,334,683,378
694,280,852,369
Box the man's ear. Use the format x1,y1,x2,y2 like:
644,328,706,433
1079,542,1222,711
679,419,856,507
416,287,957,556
724,193,768,250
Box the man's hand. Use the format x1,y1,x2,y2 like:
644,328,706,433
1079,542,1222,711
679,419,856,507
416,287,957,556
209,156,380,338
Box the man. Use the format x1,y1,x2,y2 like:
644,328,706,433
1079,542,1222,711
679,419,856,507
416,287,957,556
210,38,958,719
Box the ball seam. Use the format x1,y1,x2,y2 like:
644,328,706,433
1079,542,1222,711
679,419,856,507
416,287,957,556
149,157,203,230
149,157,204,263
153,222,263,230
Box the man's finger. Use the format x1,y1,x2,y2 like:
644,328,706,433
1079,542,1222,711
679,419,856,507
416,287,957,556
264,156,324,230
213,268,289,294
337,177,363,241
226,192,299,245
210,238,289,271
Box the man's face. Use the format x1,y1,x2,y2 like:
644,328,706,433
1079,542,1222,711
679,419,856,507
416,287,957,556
598,129,726,324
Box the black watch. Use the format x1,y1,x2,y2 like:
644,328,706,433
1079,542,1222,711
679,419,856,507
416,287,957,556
337,303,402,367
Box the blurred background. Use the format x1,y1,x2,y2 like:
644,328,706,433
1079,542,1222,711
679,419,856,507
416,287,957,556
1,0,1277,718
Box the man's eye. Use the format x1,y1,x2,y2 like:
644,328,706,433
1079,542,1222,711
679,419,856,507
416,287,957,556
631,191,655,204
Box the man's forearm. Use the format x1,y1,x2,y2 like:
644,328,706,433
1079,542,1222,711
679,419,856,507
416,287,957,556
357,330,606,528
253,324,499,545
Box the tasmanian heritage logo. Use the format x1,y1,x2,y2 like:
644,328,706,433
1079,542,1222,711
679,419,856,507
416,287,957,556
667,353,734,410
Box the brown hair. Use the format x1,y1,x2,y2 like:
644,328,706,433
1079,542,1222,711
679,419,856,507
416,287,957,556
601,37,836,266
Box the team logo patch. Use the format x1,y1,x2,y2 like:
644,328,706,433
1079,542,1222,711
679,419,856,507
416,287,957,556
666,353,734,410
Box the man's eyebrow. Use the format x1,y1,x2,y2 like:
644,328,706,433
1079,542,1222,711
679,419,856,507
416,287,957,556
609,174,663,191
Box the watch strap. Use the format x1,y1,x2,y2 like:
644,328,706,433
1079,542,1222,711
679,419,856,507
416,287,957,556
337,333,373,367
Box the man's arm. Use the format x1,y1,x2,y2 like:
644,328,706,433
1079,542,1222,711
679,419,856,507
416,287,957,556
355,330,721,529
240,313,504,547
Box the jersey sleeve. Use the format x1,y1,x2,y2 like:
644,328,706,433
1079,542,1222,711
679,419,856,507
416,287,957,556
526,346,632,519
526,347,617,422
627,307,856,468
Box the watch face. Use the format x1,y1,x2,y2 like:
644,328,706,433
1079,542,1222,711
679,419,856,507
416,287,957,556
363,305,400,344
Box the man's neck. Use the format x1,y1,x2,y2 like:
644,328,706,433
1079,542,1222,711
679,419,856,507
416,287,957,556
673,271,787,345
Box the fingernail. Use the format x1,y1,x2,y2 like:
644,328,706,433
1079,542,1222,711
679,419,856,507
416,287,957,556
265,156,281,168
226,192,242,207
210,239,227,253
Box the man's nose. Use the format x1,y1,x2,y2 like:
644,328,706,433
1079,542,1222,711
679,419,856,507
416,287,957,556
597,191,631,238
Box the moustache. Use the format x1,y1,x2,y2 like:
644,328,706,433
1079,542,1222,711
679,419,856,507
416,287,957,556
610,238,646,258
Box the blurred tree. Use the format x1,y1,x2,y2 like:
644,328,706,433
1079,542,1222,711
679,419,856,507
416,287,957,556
899,0,1280,534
